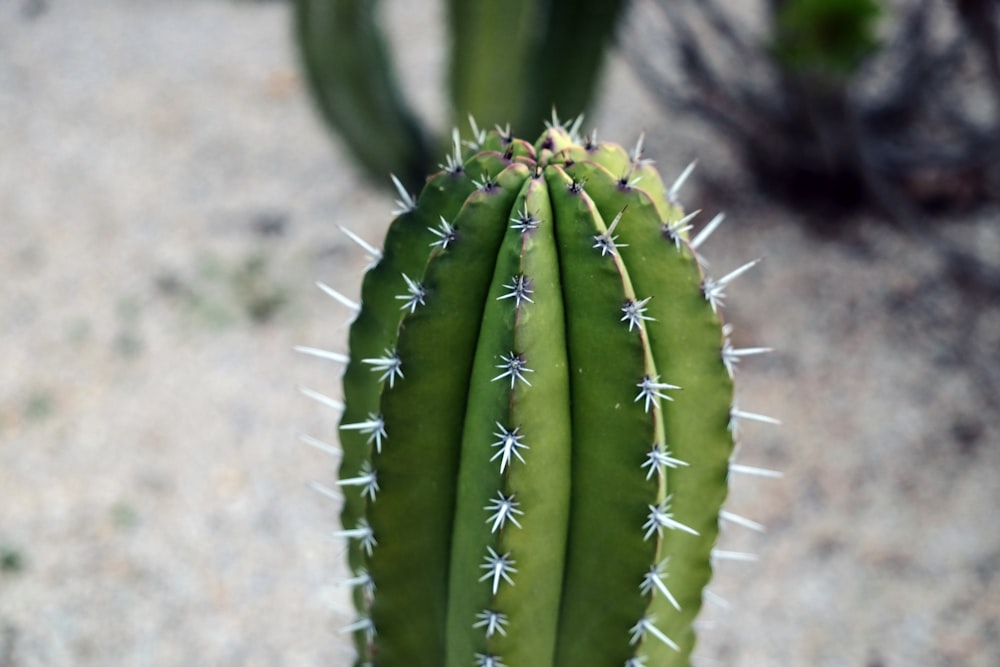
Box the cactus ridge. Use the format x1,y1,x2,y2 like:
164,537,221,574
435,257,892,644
310,119,778,667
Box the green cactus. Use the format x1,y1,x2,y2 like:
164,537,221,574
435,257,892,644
293,0,628,190
301,118,777,667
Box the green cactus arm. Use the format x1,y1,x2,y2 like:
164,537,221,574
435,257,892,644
543,165,668,666
517,0,630,135
564,158,735,664
338,150,517,655
447,0,540,132
446,174,572,667
293,0,432,189
366,163,531,665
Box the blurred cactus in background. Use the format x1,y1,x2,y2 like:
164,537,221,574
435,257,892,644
293,0,629,191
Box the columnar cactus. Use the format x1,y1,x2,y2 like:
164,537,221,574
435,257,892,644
302,118,776,667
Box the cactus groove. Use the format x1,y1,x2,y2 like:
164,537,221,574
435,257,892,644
319,119,773,667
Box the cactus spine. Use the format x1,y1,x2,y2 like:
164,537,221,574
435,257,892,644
310,119,774,667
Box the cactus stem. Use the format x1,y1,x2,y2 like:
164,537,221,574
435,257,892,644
396,273,427,313
641,444,688,480
663,210,701,248
316,281,361,313
337,519,377,556
474,653,507,667
497,274,535,306
474,609,510,638
309,480,342,503
593,208,629,256
729,462,783,478
690,212,726,251
640,560,682,611
492,352,534,387
479,547,517,594
337,461,380,501
484,491,524,532
430,216,459,249
644,498,700,540
628,616,681,652
668,160,698,202
361,349,404,388
390,174,417,215
293,345,350,364
339,413,387,452
338,225,383,265
299,433,341,458
719,510,766,533
621,296,655,331
635,375,681,412
490,423,529,472
299,387,344,412
511,206,541,233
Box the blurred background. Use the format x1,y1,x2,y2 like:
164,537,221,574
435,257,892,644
1,0,998,665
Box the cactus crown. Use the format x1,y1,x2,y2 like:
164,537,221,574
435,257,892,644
309,118,774,667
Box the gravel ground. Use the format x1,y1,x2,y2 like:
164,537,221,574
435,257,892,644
1,1,998,666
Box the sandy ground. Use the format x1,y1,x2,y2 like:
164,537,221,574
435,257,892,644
1,1,999,666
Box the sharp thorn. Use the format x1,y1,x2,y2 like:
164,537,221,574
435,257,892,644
730,408,782,426
717,258,762,287
690,212,725,250
294,346,350,363
299,386,345,412
720,510,766,532
711,549,759,563
338,225,383,262
389,174,417,215
299,433,342,458
316,282,361,312
309,480,342,502
668,160,697,201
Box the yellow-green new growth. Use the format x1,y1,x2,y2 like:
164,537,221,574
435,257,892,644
307,119,778,667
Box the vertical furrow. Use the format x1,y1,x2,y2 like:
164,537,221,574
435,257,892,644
446,172,572,667
567,159,734,664
547,165,677,666
369,162,529,667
